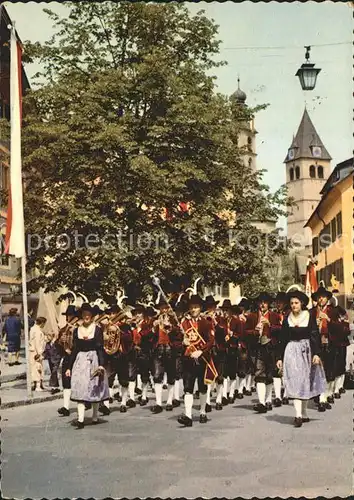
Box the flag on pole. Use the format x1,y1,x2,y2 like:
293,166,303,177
4,24,25,258
305,258,318,306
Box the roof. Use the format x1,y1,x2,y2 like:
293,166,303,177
320,157,354,195
0,5,31,103
284,108,331,162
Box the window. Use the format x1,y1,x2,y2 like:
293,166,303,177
319,223,331,250
336,212,342,237
331,218,337,242
312,236,319,256
295,166,300,179
0,163,9,191
248,157,252,168
0,232,9,266
309,165,316,178
289,168,294,181
221,282,229,298
318,166,324,179
247,136,252,151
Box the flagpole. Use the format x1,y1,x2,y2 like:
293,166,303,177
21,256,32,398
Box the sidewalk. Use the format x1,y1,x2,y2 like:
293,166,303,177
1,379,62,409
1,347,26,383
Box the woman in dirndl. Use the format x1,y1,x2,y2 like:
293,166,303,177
276,290,326,428
66,303,109,429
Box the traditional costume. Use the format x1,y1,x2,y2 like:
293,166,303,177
234,298,254,397
134,307,156,406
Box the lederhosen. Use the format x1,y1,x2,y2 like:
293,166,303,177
152,317,177,385
117,324,137,387
270,310,287,379
234,314,254,378
134,318,155,384
246,310,281,385
56,322,76,390
181,316,214,395
224,316,239,381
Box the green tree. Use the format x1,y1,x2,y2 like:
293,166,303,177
21,1,289,301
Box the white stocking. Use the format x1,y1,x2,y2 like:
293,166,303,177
339,374,345,390
109,387,114,399
194,379,199,394
328,381,335,397
266,384,273,404
142,382,148,401
121,386,128,406
154,383,163,406
200,392,207,415
137,374,142,390
206,384,212,405
294,399,302,418
223,378,228,398
235,375,240,392
334,376,341,394
63,389,71,410
245,374,252,391
128,381,136,401
163,372,168,386
256,382,266,405
103,399,110,409
273,378,282,400
184,393,193,419
238,377,246,394
319,391,327,403
77,403,85,423
301,400,308,418
216,384,223,404
229,379,237,398
92,402,99,422
174,379,181,401
167,384,174,405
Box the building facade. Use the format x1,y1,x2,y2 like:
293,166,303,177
284,108,331,250
305,157,353,313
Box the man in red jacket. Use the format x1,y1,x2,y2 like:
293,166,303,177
178,294,215,427
310,286,350,412
244,292,282,413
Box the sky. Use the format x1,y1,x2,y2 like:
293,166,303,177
4,1,353,229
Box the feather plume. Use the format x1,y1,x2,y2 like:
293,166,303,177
286,284,302,293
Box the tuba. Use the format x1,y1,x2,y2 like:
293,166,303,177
103,324,121,355
57,317,78,353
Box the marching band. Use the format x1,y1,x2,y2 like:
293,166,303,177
50,283,350,429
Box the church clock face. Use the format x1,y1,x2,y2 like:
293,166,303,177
312,146,322,158
288,148,295,160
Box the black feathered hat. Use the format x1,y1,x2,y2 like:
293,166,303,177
204,295,219,307
62,305,78,317
256,292,273,304
312,286,332,301
275,291,288,303
287,290,309,307
188,294,204,307
220,299,232,310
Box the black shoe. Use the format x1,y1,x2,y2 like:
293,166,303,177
8,363,14,367
120,405,127,413
325,402,332,410
109,397,113,404
195,390,200,399
327,395,334,404
302,417,310,423
57,407,70,417
14,361,22,366
98,405,110,416
222,397,229,406
151,405,163,414
244,390,252,396
177,414,193,427
140,398,148,406
163,384,168,390
266,402,273,411
339,388,346,394
215,402,223,411
251,387,256,393
228,395,235,404
199,414,208,424
51,388,61,395
254,403,267,413
172,399,180,408
114,392,122,402
205,403,212,413
294,417,303,428
135,387,142,395
165,404,173,411
313,395,320,405
273,398,282,407
236,392,244,399
282,397,289,405
126,399,136,408
334,392,341,399
85,402,92,410
74,421,84,429
317,402,326,412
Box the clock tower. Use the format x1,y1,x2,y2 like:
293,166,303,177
285,108,331,248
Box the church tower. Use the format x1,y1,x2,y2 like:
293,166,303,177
285,108,331,247
230,78,257,172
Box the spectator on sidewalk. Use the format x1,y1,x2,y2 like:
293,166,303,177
3,308,22,366
29,317,47,391
43,332,62,394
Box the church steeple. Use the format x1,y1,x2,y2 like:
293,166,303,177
284,108,331,163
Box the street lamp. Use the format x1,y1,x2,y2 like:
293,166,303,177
296,46,321,91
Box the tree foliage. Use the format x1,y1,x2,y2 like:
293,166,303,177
21,2,289,301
